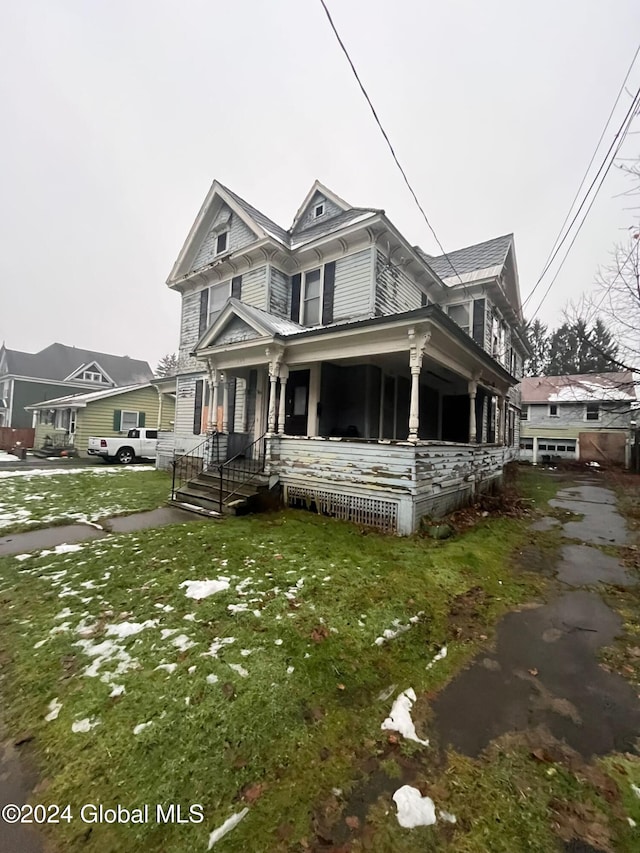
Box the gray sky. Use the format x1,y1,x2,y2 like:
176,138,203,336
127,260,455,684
2,0,640,371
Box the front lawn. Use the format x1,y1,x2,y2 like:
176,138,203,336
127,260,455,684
0,467,172,535
0,503,542,852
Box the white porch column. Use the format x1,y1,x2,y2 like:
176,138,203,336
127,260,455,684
407,327,431,442
532,436,538,464
265,345,285,436
468,380,477,443
277,366,289,435
222,375,230,433
206,366,219,432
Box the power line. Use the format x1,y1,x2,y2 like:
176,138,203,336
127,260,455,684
528,84,640,320
523,41,640,312
318,0,464,286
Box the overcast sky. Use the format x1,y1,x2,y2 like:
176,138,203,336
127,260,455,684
2,0,640,371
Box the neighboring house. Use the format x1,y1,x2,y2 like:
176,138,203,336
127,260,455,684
25,380,175,457
519,372,637,467
0,343,154,429
164,179,529,534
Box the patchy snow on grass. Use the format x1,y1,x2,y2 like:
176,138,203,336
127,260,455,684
374,613,424,646
381,688,429,746
155,663,177,674
439,810,457,823
75,637,136,682
632,783,640,798
172,634,196,652
109,684,125,697
44,698,62,721
426,646,447,670
133,721,153,735
207,808,249,849
228,663,248,678
180,578,230,600
202,637,236,658
72,717,101,733
105,620,157,639
206,673,219,684
0,466,155,480
393,785,436,828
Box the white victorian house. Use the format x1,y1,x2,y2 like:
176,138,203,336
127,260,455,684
162,180,528,534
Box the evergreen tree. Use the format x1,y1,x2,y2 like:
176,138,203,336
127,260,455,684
524,319,550,375
155,353,179,377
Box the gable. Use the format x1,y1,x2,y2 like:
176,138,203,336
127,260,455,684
292,191,348,235
189,203,256,272
67,361,112,385
212,316,261,346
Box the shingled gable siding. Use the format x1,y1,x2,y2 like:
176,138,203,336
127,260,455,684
269,268,290,318
374,250,423,316
333,248,374,322
74,386,165,457
190,206,256,271
295,195,345,233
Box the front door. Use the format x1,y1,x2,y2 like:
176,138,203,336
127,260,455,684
285,369,310,436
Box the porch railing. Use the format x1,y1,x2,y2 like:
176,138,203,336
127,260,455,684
216,432,267,513
171,431,221,501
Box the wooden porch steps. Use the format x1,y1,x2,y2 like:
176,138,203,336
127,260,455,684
171,469,278,518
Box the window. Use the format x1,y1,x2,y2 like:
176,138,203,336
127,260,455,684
207,281,231,326
215,232,228,254
520,405,528,420
79,370,106,382
446,302,470,334
538,443,547,451
520,438,533,450
313,202,325,218
302,268,322,325
549,404,558,417
121,411,139,432
586,403,600,421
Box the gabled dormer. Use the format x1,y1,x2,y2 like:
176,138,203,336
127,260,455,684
290,181,352,236
65,361,114,386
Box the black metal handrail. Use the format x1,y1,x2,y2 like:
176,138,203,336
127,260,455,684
171,431,220,500
216,432,267,512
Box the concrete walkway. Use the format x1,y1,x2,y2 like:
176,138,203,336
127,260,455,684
0,507,205,557
432,475,640,762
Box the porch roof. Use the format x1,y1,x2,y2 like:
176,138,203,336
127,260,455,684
196,302,516,388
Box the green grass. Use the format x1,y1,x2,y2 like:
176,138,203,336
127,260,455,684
0,503,542,852
0,467,172,535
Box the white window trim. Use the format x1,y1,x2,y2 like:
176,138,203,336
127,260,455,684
300,266,324,326
585,403,601,422
313,202,325,219
445,301,471,335
548,403,559,417
207,280,232,325
520,405,528,421
121,410,140,431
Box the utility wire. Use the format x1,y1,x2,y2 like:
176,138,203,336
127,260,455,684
528,84,640,320
523,41,640,311
318,0,464,286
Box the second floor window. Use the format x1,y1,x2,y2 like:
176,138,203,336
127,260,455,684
447,303,470,334
520,405,528,421
302,268,322,325
586,403,600,421
549,404,558,417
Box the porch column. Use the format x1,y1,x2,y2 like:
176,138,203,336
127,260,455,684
265,345,285,436
206,366,219,432
407,327,431,442
468,380,477,443
277,366,289,435
222,374,230,433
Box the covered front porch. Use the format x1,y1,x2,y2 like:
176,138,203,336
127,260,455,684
191,303,517,533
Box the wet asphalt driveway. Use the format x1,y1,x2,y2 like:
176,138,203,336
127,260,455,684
432,475,640,762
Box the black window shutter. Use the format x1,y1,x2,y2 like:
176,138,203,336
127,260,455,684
421,292,428,307
322,262,336,325
198,289,209,337
113,409,122,431
290,273,302,322
472,299,485,345
231,275,242,300
193,380,204,435
138,412,146,427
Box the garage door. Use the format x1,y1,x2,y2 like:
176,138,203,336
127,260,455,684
579,432,626,466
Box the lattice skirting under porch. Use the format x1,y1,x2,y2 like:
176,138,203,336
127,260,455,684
284,485,399,534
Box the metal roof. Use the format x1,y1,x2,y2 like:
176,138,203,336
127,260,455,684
417,234,513,282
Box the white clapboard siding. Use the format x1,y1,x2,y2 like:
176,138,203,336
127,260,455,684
269,267,290,318
241,267,268,311
375,250,422,316
175,376,200,435
333,248,374,321
178,291,203,373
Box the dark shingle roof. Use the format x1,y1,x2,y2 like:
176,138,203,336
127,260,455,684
2,344,153,385
417,234,513,281
219,183,290,245
290,208,380,247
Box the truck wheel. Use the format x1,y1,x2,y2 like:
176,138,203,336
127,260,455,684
116,447,135,465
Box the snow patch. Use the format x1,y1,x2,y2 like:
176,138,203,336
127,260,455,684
106,620,157,639
207,808,249,849
393,785,436,828
180,578,230,600
45,698,62,721
426,646,447,670
72,717,100,733
133,721,153,735
381,688,429,745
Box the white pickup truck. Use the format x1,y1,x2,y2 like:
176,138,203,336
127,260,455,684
87,428,159,465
